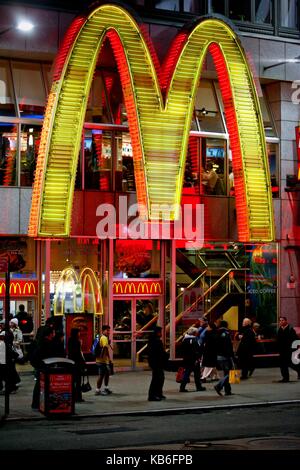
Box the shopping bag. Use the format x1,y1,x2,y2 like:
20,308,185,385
176,366,185,383
81,374,92,393
229,368,241,384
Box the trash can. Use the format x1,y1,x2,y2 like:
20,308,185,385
39,357,75,417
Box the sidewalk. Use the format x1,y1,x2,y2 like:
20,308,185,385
1,366,300,421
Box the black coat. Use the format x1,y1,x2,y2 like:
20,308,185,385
201,330,217,367
216,328,234,358
237,325,256,359
181,335,202,367
67,337,85,366
147,335,168,370
277,325,298,357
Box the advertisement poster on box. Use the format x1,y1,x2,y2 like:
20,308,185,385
48,374,72,414
65,314,94,354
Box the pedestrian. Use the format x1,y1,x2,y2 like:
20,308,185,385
147,325,168,401
95,325,113,396
214,320,234,396
197,316,208,347
9,318,23,386
180,327,206,392
16,304,33,335
200,322,219,382
67,328,85,402
277,316,300,382
236,318,256,379
31,326,56,409
248,322,262,377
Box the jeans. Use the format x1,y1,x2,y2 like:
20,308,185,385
216,356,232,394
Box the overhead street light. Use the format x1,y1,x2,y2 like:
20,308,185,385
0,20,34,36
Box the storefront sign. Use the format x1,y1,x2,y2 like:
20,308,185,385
113,279,163,296
0,280,38,297
28,4,274,243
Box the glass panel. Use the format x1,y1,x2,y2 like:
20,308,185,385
208,0,225,14
84,129,112,190
255,0,273,24
183,135,200,195
0,60,15,116
154,0,180,11
114,240,160,279
85,71,111,124
195,80,225,133
136,299,159,366
268,142,279,197
280,0,298,28
183,0,205,13
12,62,46,118
113,300,132,364
201,138,226,195
0,123,17,186
20,124,41,187
259,92,277,137
115,132,136,192
229,0,251,21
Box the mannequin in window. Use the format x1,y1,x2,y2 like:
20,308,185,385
202,161,219,194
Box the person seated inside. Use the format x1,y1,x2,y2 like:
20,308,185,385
202,162,220,195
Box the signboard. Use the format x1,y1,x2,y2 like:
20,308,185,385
0,280,38,297
48,374,73,414
65,314,94,354
113,279,163,296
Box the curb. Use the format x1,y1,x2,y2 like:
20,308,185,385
4,399,300,422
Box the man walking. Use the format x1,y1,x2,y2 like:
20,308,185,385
95,325,112,396
147,325,168,401
214,320,234,396
277,317,300,383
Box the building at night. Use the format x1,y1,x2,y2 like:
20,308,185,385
0,0,299,368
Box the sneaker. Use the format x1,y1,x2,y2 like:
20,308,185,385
159,395,166,400
148,396,161,401
104,388,112,394
100,390,109,395
214,385,223,396
95,390,101,396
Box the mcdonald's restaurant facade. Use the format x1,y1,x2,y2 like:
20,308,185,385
0,0,300,368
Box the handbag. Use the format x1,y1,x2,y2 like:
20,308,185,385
229,368,241,384
109,361,114,376
81,374,92,393
176,366,185,383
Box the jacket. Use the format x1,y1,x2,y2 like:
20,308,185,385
216,327,234,358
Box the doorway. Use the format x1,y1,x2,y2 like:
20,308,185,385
113,298,159,369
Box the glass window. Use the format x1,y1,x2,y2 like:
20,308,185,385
195,80,225,133
183,136,200,195
280,0,299,28
154,0,180,11
114,240,160,278
259,92,277,138
229,0,251,21
201,138,226,195
0,60,15,116
267,142,279,197
84,129,112,190
115,132,136,192
255,0,273,24
12,62,46,118
20,124,41,187
183,0,205,13
85,71,112,124
208,0,226,15
0,124,17,186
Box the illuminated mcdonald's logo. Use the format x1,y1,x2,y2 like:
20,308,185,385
113,280,163,296
28,3,274,242
23,282,37,295
137,282,149,294
10,282,22,295
0,280,38,297
149,282,161,294
124,282,136,294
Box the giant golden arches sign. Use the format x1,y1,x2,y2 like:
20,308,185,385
28,3,274,242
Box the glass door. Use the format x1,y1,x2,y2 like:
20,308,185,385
112,298,159,369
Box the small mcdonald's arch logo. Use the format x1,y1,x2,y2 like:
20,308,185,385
0,280,38,297
113,279,163,296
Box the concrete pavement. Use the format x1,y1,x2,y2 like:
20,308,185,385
1,365,300,421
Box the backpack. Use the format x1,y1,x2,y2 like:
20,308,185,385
90,335,102,357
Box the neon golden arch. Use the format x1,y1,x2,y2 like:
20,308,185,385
28,3,274,242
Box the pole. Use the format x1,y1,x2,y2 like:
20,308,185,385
4,268,10,417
